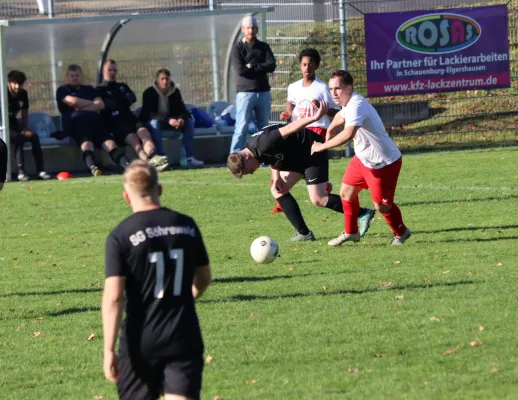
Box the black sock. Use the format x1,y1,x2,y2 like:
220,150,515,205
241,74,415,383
276,193,310,235
109,148,129,169
82,150,95,170
359,207,370,217
325,194,344,213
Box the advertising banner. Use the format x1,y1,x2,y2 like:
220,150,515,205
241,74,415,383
365,5,510,97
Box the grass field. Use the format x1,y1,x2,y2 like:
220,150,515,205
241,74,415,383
1,147,518,399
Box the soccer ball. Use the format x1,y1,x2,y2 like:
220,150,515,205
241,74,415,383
250,236,280,264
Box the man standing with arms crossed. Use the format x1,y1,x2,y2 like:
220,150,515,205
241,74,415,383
312,70,411,246
102,160,212,399
229,15,276,154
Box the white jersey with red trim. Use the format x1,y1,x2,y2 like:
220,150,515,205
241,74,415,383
287,77,338,129
340,93,401,169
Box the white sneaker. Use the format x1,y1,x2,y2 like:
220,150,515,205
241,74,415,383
17,173,29,182
38,171,51,180
328,232,360,247
187,157,204,168
149,155,169,172
389,227,412,246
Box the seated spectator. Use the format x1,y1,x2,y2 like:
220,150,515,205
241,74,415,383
140,69,204,168
55,64,129,176
7,70,50,181
0,137,6,191
97,60,169,172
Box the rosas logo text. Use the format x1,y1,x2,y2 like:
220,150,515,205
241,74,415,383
396,13,481,54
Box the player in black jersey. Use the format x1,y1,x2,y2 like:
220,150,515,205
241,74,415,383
227,100,374,241
102,160,212,400
98,60,169,172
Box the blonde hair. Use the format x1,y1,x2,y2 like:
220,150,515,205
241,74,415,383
227,152,245,177
123,160,158,197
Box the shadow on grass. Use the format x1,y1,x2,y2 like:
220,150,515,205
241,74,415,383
213,272,325,284
320,224,518,242
41,280,477,315
46,306,100,317
420,236,518,243
413,224,518,235
200,279,476,304
0,287,102,298
399,194,518,207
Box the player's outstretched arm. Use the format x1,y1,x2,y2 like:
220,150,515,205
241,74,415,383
326,112,346,142
193,265,212,300
312,125,360,154
102,276,126,383
278,100,328,138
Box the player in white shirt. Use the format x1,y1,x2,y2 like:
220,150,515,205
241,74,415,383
270,49,375,236
312,70,411,246
281,49,338,139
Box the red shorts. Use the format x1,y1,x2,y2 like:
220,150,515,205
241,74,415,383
342,156,402,206
307,126,326,138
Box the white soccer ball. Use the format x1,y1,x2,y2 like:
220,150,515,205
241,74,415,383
250,236,280,264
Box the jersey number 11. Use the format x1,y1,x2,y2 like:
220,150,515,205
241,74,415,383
148,249,184,298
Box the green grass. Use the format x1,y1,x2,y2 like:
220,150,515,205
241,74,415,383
1,148,518,399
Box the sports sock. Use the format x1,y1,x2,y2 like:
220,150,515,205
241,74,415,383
277,193,310,235
109,148,129,169
381,203,406,236
358,207,370,217
270,179,283,210
325,194,344,213
82,150,96,170
342,197,360,234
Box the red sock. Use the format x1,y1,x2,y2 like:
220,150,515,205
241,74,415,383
341,197,360,234
270,179,282,209
381,203,406,236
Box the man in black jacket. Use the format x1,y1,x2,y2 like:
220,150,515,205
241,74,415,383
229,15,276,154
56,64,129,176
140,69,204,168
98,60,168,171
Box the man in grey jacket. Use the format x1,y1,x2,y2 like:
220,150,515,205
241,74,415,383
229,15,276,154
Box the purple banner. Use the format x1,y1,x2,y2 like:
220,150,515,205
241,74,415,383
365,5,510,97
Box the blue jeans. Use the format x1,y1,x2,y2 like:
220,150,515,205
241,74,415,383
146,118,195,158
230,91,271,154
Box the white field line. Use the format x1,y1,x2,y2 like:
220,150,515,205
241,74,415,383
14,177,518,192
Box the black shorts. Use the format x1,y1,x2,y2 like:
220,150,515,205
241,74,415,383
275,136,329,185
68,116,114,149
117,354,204,400
106,115,142,146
